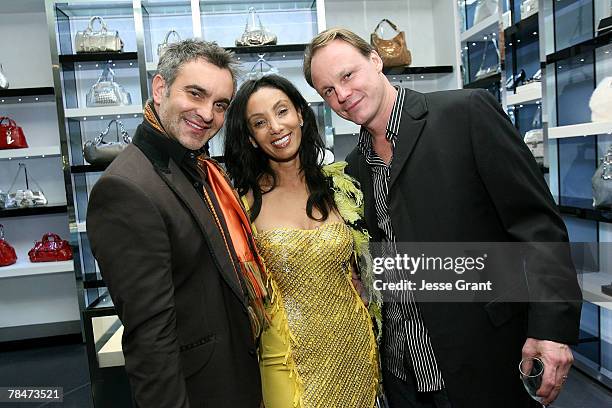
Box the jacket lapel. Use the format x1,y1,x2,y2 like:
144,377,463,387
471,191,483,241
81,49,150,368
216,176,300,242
389,89,428,190
157,160,247,307
357,154,381,241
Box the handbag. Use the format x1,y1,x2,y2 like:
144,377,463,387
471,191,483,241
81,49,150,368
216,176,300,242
0,224,17,267
474,0,498,25
589,76,612,122
0,63,8,89
235,7,277,46
4,163,48,209
475,38,501,80
83,119,132,165
520,0,538,20
86,64,132,107
75,16,124,53
592,145,612,209
245,54,279,80
370,19,412,68
0,117,28,150
157,30,181,58
523,105,544,164
28,233,73,263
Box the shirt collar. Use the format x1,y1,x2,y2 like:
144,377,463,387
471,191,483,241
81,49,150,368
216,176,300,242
358,86,406,158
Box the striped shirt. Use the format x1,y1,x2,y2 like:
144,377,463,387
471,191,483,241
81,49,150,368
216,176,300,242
358,87,444,392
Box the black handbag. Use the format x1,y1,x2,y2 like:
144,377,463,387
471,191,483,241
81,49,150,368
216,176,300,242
83,119,131,165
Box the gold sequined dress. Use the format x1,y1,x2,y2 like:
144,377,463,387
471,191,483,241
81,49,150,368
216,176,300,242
254,221,379,408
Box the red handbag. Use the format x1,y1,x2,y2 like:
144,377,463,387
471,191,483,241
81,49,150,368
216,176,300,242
28,233,73,263
0,116,28,150
0,224,18,267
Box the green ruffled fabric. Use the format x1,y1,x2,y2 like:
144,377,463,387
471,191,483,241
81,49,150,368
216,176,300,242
322,161,383,343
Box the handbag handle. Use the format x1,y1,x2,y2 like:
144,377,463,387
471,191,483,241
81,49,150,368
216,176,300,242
0,116,17,128
96,119,131,144
96,63,115,84
245,7,265,31
374,19,401,36
87,16,108,32
7,163,45,196
42,233,62,244
531,105,542,128
163,30,181,45
0,224,5,241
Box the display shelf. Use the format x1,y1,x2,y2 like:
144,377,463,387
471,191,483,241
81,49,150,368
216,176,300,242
0,87,54,98
464,72,501,89
545,30,612,65
504,11,538,37
64,105,143,119
580,271,612,311
383,66,454,75
0,146,61,161
98,324,125,368
557,197,612,224
506,82,541,105
226,44,307,55
0,260,74,280
59,52,139,64
460,14,499,43
73,221,87,233
0,204,68,219
548,122,612,139
71,164,108,173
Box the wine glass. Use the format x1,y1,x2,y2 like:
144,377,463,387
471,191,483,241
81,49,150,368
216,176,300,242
519,356,545,405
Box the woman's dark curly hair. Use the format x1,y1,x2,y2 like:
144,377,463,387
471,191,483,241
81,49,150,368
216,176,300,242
224,74,335,222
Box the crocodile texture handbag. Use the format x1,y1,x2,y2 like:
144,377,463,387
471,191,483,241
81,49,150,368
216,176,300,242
86,64,132,107
83,119,132,165
0,224,17,267
236,7,277,46
75,16,124,53
370,19,412,68
28,233,73,263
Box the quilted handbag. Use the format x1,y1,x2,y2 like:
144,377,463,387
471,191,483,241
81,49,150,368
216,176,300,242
75,16,123,53
474,0,498,25
157,30,181,58
28,233,73,263
523,105,543,164
520,0,538,20
236,7,277,46
592,145,612,209
370,19,412,68
589,76,612,122
83,119,132,165
86,64,132,107
0,117,28,150
0,63,8,89
0,224,17,267
4,163,47,209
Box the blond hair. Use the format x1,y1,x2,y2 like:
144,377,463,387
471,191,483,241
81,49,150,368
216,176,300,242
303,28,373,87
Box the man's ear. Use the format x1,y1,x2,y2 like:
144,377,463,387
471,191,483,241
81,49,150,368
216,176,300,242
370,50,384,73
152,74,167,105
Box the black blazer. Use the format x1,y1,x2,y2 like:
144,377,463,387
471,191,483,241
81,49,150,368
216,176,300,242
87,125,261,408
346,88,582,408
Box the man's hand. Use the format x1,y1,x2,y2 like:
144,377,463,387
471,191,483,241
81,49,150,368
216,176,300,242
522,337,574,406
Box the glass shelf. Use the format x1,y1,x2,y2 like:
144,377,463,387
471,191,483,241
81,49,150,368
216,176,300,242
54,1,135,18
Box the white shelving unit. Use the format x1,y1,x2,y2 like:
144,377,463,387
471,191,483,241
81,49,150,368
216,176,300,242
64,105,144,120
548,122,612,139
0,260,74,279
506,82,542,106
98,325,125,368
460,14,499,43
0,146,61,161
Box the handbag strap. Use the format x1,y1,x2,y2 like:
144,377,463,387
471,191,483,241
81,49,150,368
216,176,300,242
245,7,265,31
87,16,108,32
96,64,115,84
163,30,181,45
7,163,45,195
374,19,400,36
531,105,542,128
97,119,131,144
0,116,17,128
0,224,5,240
42,233,62,244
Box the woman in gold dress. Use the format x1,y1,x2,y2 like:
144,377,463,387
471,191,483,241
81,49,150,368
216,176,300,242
224,75,382,408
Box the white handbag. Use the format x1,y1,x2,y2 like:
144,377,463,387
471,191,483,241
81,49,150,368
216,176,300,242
520,0,538,20
589,76,612,122
523,105,543,164
474,0,498,25
75,16,124,53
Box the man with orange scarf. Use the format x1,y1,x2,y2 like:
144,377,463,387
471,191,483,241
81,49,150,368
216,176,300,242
87,40,268,408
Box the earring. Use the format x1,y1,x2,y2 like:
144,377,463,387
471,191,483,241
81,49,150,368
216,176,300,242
299,121,303,127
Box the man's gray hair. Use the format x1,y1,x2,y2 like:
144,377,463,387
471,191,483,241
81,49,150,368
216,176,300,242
156,39,239,93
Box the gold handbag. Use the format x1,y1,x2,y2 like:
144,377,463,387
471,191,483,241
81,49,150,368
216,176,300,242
370,19,412,68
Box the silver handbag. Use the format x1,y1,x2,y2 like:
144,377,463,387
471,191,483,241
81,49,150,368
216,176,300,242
235,7,277,47
592,145,612,209
75,16,123,53
475,38,501,80
245,54,279,80
157,30,181,58
83,119,132,165
523,105,543,164
86,64,132,107
520,0,538,20
4,163,47,209
0,64,8,89
474,0,498,25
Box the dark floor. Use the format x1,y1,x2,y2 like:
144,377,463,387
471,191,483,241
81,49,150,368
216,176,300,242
0,340,611,407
